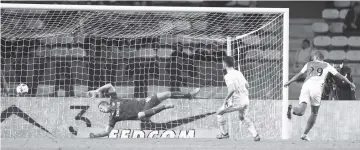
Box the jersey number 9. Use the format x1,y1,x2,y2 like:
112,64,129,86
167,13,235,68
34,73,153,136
309,67,323,76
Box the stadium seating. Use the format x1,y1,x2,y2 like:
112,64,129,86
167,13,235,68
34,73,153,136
314,36,331,47
327,50,346,61
312,1,360,65
192,20,208,31
263,49,281,60
260,35,278,45
173,20,192,32
48,47,69,57
137,49,157,58
157,48,173,58
329,22,344,33
322,9,339,20
245,49,264,59
289,39,302,51
289,24,314,38
348,36,360,48
44,34,74,45
347,63,360,75
339,9,348,20
346,51,360,61
312,22,329,33
242,35,261,45
330,36,348,47
69,47,86,57
334,1,351,8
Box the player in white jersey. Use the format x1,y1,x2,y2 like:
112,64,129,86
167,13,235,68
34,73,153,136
284,51,356,141
216,56,260,141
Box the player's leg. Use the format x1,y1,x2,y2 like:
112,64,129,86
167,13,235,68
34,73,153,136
305,106,320,133
216,105,242,139
238,105,260,141
138,88,201,120
216,105,229,139
292,102,307,116
138,94,174,120
301,89,321,141
138,104,174,120
289,87,309,118
156,88,201,102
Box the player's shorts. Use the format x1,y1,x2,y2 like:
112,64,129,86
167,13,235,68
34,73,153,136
299,83,323,106
142,95,161,111
230,94,250,106
218,95,249,116
218,103,249,117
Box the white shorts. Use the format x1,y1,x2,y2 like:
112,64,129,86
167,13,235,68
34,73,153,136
229,94,250,107
218,103,249,117
218,95,249,116
299,83,323,106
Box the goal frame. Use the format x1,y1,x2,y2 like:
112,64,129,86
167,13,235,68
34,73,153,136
1,3,290,140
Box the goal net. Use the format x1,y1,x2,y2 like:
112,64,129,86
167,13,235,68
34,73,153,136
1,4,288,139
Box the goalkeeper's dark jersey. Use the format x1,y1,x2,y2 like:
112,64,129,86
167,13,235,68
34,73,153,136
108,92,145,127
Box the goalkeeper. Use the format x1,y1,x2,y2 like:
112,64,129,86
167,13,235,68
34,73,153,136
86,83,200,138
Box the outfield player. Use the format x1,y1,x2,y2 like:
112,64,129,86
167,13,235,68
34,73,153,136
216,56,260,141
284,51,356,141
87,83,200,138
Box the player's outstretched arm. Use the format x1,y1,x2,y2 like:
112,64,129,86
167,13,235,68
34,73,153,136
96,83,116,94
284,72,304,87
285,63,307,87
89,125,113,138
334,73,356,89
327,64,356,90
87,83,116,98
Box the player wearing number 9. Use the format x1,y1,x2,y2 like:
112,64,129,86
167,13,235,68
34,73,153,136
86,83,200,138
284,51,356,141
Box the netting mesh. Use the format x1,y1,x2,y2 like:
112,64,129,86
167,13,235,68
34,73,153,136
1,10,280,38
1,6,284,139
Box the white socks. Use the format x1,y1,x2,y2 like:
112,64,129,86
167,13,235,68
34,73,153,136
217,115,227,134
241,118,258,137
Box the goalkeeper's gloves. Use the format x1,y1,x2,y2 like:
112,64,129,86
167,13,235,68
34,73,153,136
87,90,101,98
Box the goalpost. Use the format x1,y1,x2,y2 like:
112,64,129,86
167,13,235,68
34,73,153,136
1,3,289,139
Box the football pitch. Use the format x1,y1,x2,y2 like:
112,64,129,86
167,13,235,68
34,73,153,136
2,139,360,150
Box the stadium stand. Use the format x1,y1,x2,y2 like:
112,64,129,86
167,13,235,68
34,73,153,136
309,1,360,100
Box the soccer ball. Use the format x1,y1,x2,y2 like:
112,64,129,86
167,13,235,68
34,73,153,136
16,84,29,95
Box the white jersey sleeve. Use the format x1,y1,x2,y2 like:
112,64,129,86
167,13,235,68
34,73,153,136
300,63,308,74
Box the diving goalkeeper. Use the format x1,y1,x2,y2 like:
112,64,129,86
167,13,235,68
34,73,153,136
86,83,200,138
